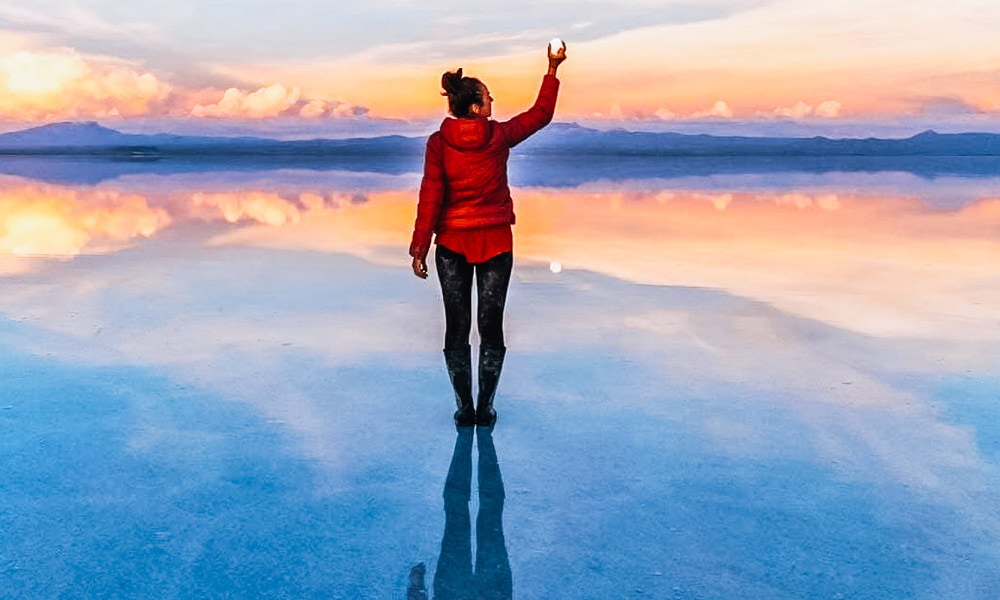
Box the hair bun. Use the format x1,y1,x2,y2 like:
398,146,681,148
441,68,464,95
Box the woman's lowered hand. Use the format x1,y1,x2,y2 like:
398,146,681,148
412,256,428,279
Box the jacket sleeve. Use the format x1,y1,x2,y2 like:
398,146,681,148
501,74,560,148
409,133,445,260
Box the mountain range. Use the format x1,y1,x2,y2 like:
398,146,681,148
0,122,421,157
1,121,998,157
0,121,997,185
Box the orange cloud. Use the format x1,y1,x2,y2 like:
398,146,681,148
0,48,171,121
0,182,170,256
0,42,367,123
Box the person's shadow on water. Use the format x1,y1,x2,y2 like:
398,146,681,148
409,427,511,600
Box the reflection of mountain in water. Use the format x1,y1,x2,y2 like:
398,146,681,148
0,122,998,185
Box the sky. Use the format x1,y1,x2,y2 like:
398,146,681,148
0,0,998,137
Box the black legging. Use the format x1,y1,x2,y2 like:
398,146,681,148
435,245,513,350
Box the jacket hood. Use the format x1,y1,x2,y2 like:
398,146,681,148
439,117,493,151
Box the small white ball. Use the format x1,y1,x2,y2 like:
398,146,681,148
549,37,564,51
549,261,563,274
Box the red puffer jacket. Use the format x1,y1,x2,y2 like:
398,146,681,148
409,74,560,260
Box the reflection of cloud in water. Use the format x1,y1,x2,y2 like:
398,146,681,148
517,189,1000,340
0,176,374,262
189,191,302,226
1,172,997,343
1,172,998,595
0,182,170,257
210,185,1000,341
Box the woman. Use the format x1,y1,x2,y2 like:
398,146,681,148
410,41,567,427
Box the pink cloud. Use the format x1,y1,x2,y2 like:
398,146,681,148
771,100,842,119
191,84,369,120
192,84,302,119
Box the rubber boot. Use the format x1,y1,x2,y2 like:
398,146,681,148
407,562,428,600
476,345,506,427
444,345,476,427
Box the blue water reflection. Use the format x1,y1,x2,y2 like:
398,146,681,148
1,166,999,598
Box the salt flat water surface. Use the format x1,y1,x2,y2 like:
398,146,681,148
1,162,999,598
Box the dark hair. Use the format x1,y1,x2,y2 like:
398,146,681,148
441,68,485,118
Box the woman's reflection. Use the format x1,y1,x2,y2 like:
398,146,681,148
411,427,511,599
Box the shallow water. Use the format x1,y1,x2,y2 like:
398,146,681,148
1,164,999,598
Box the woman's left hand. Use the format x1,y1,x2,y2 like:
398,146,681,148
412,256,428,279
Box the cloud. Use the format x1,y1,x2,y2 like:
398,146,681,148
771,100,841,119
0,48,171,121
0,39,370,123
774,101,813,118
692,100,733,119
659,100,840,123
0,184,170,256
191,84,368,120
654,107,677,120
0,5,163,45
814,100,841,118
192,84,301,119
188,192,302,226
917,96,981,116
654,101,735,121
298,99,369,119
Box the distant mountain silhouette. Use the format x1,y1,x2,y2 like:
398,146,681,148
518,122,1000,156
0,122,130,147
1,121,998,157
0,121,424,159
0,122,997,185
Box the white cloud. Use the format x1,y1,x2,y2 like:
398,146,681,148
192,84,368,120
693,100,733,119
192,84,301,119
815,100,841,118
774,101,813,118
769,100,841,119
189,192,302,226
654,107,677,120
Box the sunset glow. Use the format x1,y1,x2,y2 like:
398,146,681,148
4,2,1000,593
0,0,997,132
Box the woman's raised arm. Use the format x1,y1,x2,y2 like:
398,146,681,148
501,42,568,147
